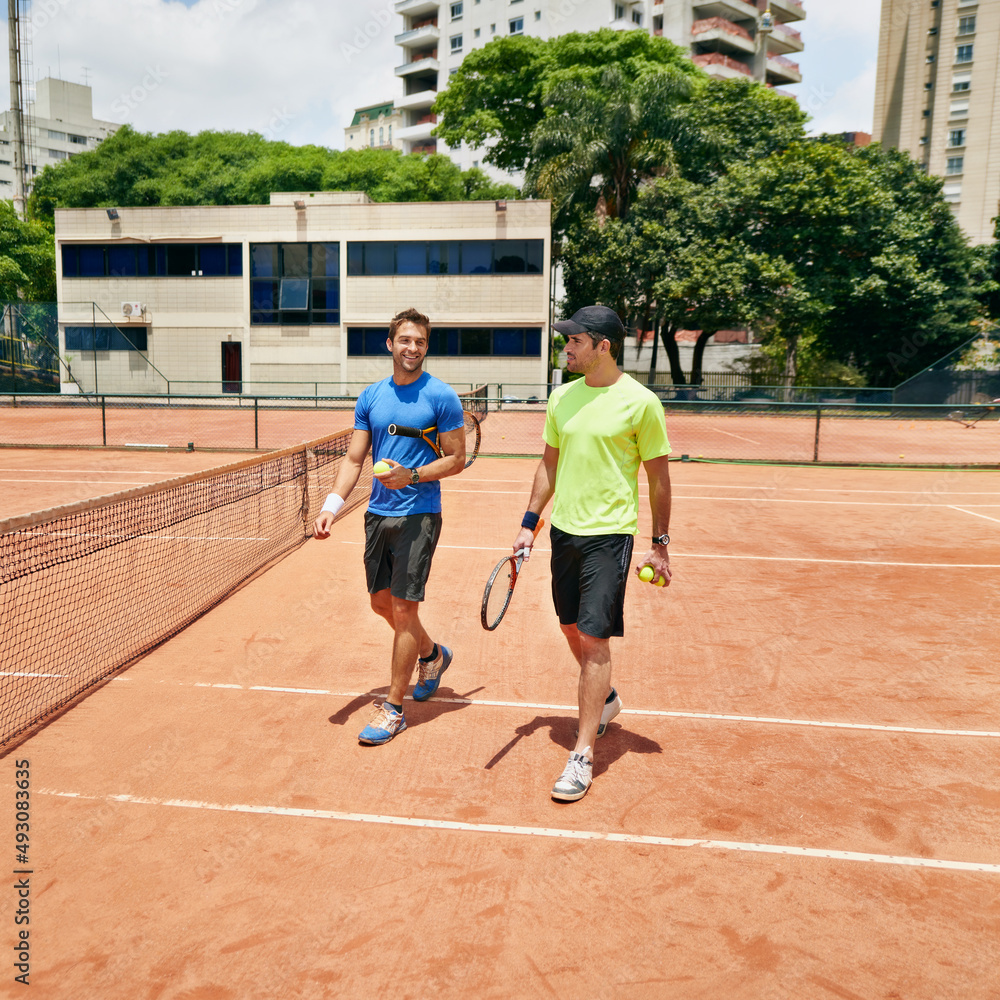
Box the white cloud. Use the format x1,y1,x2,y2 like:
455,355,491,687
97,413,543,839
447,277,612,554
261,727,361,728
10,0,401,149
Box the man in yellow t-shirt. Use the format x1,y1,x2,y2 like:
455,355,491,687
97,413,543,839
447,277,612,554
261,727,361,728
512,306,672,802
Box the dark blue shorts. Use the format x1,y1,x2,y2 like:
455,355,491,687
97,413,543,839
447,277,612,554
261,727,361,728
364,511,442,602
549,526,634,639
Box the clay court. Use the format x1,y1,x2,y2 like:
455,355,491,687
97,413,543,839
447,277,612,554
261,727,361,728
1,434,998,999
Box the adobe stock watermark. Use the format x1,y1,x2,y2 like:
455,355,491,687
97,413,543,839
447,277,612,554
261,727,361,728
25,0,72,41
257,106,297,142
111,67,170,119
341,1,396,64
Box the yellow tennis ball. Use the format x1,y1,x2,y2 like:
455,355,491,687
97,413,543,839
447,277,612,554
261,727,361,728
654,576,666,587
372,461,391,475
639,566,654,583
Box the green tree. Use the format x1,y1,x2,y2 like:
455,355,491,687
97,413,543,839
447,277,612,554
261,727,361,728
434,29,699,176
0,202,55,301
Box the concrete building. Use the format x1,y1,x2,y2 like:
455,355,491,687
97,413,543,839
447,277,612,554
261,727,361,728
873,0,998,245
54,192,551,396
0,78,119,202
393,0,805,165
344,101,405,151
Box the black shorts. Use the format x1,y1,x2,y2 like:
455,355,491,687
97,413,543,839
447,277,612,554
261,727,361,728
549,526,634,639
364,511,442,602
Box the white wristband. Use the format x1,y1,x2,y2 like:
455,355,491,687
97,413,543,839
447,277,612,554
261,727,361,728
321,493,345,517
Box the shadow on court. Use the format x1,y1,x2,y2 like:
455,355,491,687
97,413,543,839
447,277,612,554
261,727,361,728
485,713,662,776
327,685,482,732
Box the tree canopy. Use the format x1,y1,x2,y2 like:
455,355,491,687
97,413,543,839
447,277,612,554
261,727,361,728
28,126,517,221
0,202,55,301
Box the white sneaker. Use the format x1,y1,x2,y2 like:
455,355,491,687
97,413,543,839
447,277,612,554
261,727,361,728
551,749,593,802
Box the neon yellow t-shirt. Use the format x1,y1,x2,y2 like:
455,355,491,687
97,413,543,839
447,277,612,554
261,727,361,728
542,373,671,536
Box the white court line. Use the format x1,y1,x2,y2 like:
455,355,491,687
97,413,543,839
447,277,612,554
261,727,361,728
0,671,66,678
445,489,1000,509
0,478,157,485
36,789,1000,874
950,506,1000,525
706,428,761,445
121,679,1000,739
20,529,271,542
340,538,1000,568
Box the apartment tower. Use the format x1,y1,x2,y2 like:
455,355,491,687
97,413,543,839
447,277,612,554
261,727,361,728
393,0,806,168
873,0,998,244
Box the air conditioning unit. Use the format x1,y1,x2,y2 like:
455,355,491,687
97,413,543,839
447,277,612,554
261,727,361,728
121,301,143,318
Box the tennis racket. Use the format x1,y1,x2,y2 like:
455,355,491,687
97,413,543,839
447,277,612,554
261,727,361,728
481,520,544,631
387,410,480,468
947,403,998,428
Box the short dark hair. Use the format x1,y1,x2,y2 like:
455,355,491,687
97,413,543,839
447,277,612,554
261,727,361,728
553,305,625,361
585,329,624,361
389,307,431,341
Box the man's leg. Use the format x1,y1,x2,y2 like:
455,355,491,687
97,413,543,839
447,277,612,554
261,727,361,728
386,596,430,706
561,623,611,754
369,590,434,662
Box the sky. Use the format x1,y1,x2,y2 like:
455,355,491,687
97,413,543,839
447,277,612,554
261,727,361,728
4,0,881,151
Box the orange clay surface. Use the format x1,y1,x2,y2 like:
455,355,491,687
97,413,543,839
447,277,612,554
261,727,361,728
2,457,999,999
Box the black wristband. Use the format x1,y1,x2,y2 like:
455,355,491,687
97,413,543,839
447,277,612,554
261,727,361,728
521,511,540,530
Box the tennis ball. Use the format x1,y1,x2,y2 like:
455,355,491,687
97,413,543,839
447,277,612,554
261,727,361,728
372,460,391,475
639,566,654,583
654,576,666,587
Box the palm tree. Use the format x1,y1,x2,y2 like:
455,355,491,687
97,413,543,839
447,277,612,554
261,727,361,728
524,64,703,227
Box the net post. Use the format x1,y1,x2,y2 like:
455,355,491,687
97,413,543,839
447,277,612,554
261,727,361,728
101,395,107,446
254,397,259,449
813,405,821,462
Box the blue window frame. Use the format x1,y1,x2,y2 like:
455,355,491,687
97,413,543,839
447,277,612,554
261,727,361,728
61,243,243,278
346,240,544,276
65,326,148,351
347,326,541,357
250,242,340,325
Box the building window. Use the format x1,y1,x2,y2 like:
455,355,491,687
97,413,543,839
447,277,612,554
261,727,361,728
942,182,962,203
946,156,964,175
926,54,935,63
450,33,463,51
928,26,938,35
388,124,392,143
48,149,67,160
347,240,544,276
535,10,541,19
955,44,973,63
250,242,340,326
474,26,480,37
69,134,87,145
958,15,976,34
922,109,931,117
948,128,967,147
490,23,495,32
379,127,384,145
348,326,542,358
509,17,523,33
47,129,65,141
65,327,148,352
950,99,970,116
614,3,625,19
370,129,375,147
632,9,642,24
61,243,243,278
953,72,972,91
450,1,463,18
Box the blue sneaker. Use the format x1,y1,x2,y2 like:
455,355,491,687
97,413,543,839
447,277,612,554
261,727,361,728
358,702,407,745
413,644,452,702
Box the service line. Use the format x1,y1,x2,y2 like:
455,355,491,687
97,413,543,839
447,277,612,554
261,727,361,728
37,789,1000,875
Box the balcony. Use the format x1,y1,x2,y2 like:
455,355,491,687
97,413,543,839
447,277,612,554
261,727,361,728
395,55,440,77
397,119,437,142
692,52,752,78
769,0,806,23
395,88,438,111
768,21,804,53
691,17,754,55
395,0,439,16
766,54,801,84
692,0,758,23
395,24,440,48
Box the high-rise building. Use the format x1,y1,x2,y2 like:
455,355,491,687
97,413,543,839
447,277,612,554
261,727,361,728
873,0,997,245
0,79,120,204
393,0,805,169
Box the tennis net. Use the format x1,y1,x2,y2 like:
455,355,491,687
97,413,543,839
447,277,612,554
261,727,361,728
0,430,371,747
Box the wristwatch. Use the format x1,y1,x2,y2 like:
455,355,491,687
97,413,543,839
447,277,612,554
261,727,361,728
652,534,670,545
409,467,420,485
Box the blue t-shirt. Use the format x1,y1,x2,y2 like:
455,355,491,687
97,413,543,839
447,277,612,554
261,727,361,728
356,373,465,516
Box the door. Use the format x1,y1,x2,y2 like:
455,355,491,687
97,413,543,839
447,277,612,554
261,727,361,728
222,341,242,394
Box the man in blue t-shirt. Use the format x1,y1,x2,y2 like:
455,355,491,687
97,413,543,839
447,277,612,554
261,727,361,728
313,307,466,745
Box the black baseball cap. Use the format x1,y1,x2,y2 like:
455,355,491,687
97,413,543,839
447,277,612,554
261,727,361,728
553,306,626,341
